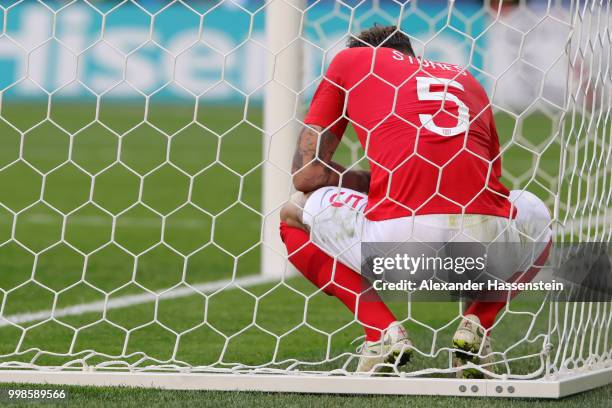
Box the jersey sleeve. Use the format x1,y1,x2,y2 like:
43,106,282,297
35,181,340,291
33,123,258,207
303,50,350,138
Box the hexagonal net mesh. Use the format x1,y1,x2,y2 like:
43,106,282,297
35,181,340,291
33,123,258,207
0,0,609,386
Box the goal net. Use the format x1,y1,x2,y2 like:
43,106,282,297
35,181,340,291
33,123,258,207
0,0,610,398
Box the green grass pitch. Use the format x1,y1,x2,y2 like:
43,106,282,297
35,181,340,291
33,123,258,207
0,102,608,405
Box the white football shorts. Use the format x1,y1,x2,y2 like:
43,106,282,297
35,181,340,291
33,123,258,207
302,187,552,280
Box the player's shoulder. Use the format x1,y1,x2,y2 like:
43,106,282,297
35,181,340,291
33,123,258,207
325,47,372,80
426,60,485,89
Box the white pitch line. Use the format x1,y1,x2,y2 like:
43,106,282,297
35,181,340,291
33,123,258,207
0,274,279,328
554,213,612,238
0,214,211,228
8,212,612,232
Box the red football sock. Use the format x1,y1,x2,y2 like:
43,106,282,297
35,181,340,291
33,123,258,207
280,222,397,341
465,241,552,331
464,300,505,331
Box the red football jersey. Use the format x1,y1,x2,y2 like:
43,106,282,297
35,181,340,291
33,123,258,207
304,47,514,221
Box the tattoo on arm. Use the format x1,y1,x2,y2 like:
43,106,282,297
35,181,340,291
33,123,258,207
291,125,371,194
291,126,341,192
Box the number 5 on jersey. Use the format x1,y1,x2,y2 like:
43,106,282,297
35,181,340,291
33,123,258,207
416,76,469,137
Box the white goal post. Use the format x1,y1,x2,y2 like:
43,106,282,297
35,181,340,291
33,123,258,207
261,0,304,279
0,0,610,400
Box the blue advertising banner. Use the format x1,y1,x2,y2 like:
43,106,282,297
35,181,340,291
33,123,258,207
0,1,490,103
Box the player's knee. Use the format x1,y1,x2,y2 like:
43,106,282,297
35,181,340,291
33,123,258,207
510,190,552,241
510,190,551,223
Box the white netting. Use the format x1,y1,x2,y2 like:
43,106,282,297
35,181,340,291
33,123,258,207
0,0,609,384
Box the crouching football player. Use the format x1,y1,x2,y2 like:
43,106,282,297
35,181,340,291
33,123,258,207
279,25,552,376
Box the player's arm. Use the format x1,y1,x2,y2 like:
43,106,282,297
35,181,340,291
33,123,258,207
291,125,370,194
294,49,370,193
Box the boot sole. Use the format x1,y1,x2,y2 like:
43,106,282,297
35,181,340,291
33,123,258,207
452,338,486,379
374,345,413,374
